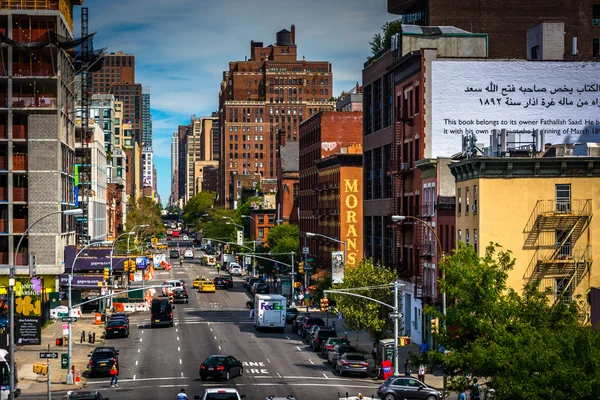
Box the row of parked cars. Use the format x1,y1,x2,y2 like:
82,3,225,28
292,315,369,377
243,276,270,294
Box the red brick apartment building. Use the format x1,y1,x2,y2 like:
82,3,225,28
387,0,600,59
218,26,335,208
299,111,363,269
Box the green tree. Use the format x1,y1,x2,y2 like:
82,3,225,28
182,191,216,225
329,258,398,341
266,224,299,250
125,196,164,238
197,208,240,244
427,242,600,399
369,20,402,56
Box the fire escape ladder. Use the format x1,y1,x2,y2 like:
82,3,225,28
414,221,426,299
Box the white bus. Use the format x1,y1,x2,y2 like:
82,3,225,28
254,294,286,332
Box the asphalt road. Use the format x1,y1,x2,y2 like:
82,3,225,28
27,255,381,400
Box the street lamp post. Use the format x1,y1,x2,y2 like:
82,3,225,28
128,224,149,254
66,240,110,385
9,208,82,398
391,215,445,317
305,232,346,281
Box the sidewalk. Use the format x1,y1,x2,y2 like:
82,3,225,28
296,306,446,390
16,313,107,395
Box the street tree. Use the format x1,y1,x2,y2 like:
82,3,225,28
197,208,239,243
369,20,402,56
329,258,398,341
125,196,164,238
182,191,216,225
427,242,600,399
266,224,299,250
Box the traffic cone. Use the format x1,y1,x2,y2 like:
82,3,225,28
75,371,81,385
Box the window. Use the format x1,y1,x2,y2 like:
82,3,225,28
383,73,393,128
268,215,275,224
258,215,264,223
594,38,600,57
474,229,478,253
383,144,392,198
373,78,382,131
473,185,478,213
458,229,462,243
364,151,372,200
364,85,372,135
555,184,571,212
373,147,382,199
258,227,264,238
457,188,462,214
594,5,600,25
530,45,540,60
465,187,470,215
466,229,470,245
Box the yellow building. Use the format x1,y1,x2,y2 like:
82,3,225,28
450,155,598,306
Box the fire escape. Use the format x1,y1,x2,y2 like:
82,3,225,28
413,205,434,301
523,198,592,304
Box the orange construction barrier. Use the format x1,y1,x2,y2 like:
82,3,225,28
113,303,125,312
75,371,81,384
95,313,102,325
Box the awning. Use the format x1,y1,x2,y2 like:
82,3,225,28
58,275,104,289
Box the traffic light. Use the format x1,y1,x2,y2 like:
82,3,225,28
319,298,329,312
236,255,239,262
431,317,439,334
298,262,304,274
103,268,110,281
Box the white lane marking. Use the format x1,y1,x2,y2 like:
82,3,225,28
179,359,182,365
140,338,143,342
309,359,314,364
277,372,282,378
181,372,184,377
177,336,180,341
86,376,190,384
176,328,178,332
323,373,328,379
141,331,144,334
137,349,140,353
286,336,290,340
178,347,180,351
266,358,271,364
213,336,217,340
210,328,213,332
296,346,302,351
133,375,136,380
218,346,222,351
135,360,138,366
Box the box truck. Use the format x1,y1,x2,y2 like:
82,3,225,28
254,294,286,332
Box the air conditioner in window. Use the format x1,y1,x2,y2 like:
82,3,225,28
401,162,409,170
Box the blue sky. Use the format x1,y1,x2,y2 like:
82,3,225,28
78,0,395,205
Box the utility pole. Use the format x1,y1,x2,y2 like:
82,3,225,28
303,235,308,314
393,281,400,376
290,251,295,306
46,344,51,400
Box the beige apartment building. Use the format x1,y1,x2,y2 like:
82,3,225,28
186,115,217,200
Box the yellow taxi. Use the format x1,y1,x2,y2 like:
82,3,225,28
193,276,207,288
200,281,216,293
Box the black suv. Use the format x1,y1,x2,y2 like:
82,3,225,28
301,317,325,339
213,276,228,289
255,283,270,294
311,327,337,351
88,346,119,377
172,287,189,304
169,249,180,259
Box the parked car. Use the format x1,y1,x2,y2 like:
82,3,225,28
243,276,252,289
335,353,369,377
328,344,357,365
292,315,306,333
200,388,245,400
64,390,109,400
306,324,321,343
199,355,243,381
172,287,189,304
248,278,262,292
311,327,337,351
255,283,270,294
377,376,443,400
321,337,350,357
105,319,129,338
107,314,130,331
301,318,325,339
88,346,119,377
285,308,299,324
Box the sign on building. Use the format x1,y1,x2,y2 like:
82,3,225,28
331,251,345,284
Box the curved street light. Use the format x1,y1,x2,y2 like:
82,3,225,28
9,208,83,397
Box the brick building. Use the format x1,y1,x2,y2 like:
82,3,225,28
201,165,219,193
387,0,600,59
248,208,277,246
299,111,363,270
218,25,335,208
276,134,299,225
0,1,82,282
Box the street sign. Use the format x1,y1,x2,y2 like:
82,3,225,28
40,352,58,359
388,313,403,319
302,247,309,255
306,258,314,262
61,317,77,323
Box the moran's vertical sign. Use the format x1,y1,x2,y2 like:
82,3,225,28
340,168,363,267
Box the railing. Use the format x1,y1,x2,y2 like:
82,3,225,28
524,244,592,281
13,154,27,170
2,0,56,10
525,199,592,233
13,125,27,140
12,96,57,108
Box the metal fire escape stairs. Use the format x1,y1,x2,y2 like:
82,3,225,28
523,199,593,304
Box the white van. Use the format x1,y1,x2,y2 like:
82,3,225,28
254,294,286,332
0,349,19,399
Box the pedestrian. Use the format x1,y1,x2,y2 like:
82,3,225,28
371,343,378,364
470,378,482,400
298,292,304,306
404,359,411,376
177,388,188,400
109,364,119,387
418,364,426,383
249,307,254,319
420,341,428,355
458,389,467,400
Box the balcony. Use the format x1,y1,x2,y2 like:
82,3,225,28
12,96,57,108
12,154,27,170
13,125,27,140
13,217,28,233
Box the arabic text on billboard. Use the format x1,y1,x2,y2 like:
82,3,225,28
431,61,600,157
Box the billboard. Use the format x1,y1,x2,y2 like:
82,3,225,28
16,317,41,345
340,171,363,267
431,61,600,157
136,256,149,270
331,251,345,284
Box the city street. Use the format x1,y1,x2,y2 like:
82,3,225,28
21,257,381,399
